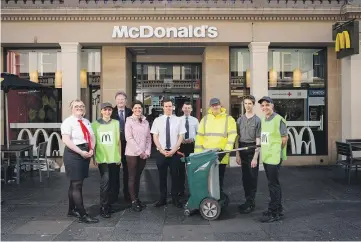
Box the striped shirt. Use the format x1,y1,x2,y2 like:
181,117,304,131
124,115,152,156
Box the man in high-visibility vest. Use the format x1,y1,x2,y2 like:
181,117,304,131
258,96,288,223
195,98,237,194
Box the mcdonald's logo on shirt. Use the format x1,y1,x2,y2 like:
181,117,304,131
100,132,113,145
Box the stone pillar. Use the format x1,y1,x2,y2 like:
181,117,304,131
1,46,4,145
202,46,230,115
248,42,270,116
59,42,81,120
102,46,133,105
327,47,342,164
341,41,361,140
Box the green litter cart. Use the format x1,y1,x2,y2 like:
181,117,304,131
181,146,260,221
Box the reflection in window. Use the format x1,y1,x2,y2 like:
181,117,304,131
268,48,327,156
229,48,250,120
268,49,325,88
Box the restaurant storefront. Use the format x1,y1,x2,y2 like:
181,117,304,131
1,0,361,165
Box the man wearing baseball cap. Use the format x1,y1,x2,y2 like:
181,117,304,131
258,96,288,223
195,97,237,198
92,102,122,218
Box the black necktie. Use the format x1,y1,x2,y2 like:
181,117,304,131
166,117,171,149
185,116,189,139
119,110,125,140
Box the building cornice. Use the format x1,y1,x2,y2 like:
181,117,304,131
2,8,360,21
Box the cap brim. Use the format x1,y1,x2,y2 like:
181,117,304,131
258,99,271,104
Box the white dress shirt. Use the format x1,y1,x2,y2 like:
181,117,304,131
180,115,199,141
61,115,94,145
150,114,186,150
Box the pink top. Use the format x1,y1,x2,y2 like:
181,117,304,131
125,115,152,156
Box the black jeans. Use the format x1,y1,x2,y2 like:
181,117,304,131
263,161,283,213
239,142,259,204
179,142,194,194
219,164,226,192
120,141,130,199
156,150,182,201
98,163,118,208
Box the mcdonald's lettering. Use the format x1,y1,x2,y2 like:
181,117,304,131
335,31,351,52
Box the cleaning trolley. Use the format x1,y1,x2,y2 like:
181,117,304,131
181,145,260,221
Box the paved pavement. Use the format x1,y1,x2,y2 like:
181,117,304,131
2,165,361,241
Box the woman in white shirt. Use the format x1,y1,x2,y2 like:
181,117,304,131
61,99,98,224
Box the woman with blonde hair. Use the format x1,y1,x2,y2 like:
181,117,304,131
61,99,98,223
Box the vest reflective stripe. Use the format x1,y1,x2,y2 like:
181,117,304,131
203,114,229,137
195,145,204,149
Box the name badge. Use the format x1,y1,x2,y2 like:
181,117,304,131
99,131,113,145
261,132,270,145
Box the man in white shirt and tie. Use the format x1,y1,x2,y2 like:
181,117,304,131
179,101,199,196
151,98,186,208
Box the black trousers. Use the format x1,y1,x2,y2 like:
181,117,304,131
156,150,182,201
179,142,194,193
98,163,118,208
120,141,129,199
264,161,283,213
239,142,259,204
219,164,226,192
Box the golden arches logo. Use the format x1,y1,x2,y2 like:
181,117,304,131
335,31,351,52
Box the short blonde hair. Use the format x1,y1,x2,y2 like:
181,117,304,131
69,99,86,117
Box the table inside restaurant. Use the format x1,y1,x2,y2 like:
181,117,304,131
1,144,34,184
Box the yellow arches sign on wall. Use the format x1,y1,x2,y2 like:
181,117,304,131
332,20,359,59
335,31,351,52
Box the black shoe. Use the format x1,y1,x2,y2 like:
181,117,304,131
172,198,183,208
260,213,281,223
100,207,111,218
239,202,255,214
262,210,284,217
154,200,167,207
136,199,147,209
132,201,142,212
78,214,99,224
67,209,80,218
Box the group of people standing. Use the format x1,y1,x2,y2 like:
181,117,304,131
61,90,288,224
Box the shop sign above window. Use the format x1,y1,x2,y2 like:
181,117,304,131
332,19,359,59
112,25,218,39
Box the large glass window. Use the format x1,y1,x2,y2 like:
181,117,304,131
80,49,101,122
135,63,202,119
268,48,327,156
230,48,251,120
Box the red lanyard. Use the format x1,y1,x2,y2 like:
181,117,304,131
78,119,92,151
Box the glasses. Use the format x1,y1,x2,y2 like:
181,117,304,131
74,105,85,109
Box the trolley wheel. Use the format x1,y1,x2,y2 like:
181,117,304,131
184,209,191,216
199,198,221,221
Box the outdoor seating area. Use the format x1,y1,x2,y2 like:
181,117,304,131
335,139,361,184
1,139,54,185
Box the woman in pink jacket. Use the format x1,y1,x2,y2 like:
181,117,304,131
125,100,152,212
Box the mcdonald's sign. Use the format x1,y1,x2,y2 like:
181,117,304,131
332,20,359,59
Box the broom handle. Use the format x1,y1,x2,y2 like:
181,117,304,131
216,145,261,155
